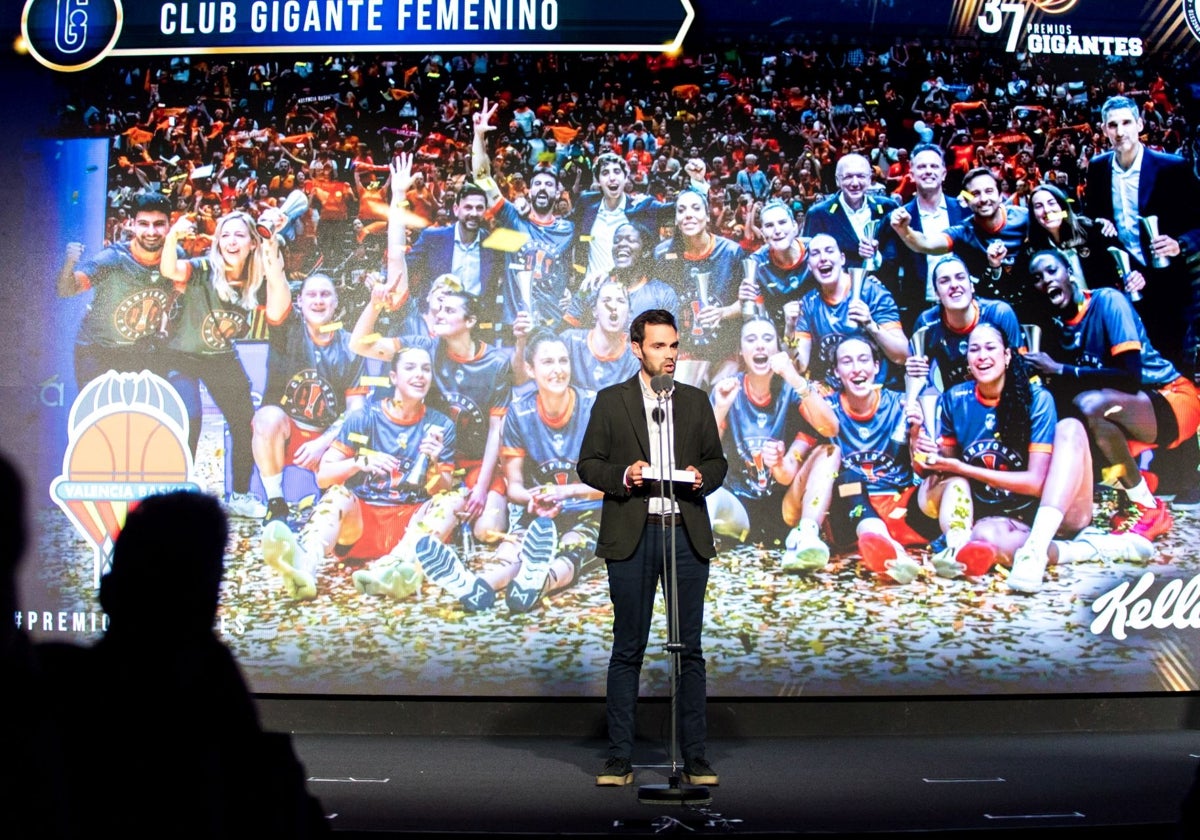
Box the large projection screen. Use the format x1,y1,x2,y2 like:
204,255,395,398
6,0,1200,698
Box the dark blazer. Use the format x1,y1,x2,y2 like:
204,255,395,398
1084,147,1200,256
801,192,899,269
577,375,727,561
1084,147,1200,359
877,192,971,330
394,223,507,335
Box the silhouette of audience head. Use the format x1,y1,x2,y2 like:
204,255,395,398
99,490,228,633
0,453,27,625
0,453,27,569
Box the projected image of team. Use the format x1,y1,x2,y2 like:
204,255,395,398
58,46,1200,611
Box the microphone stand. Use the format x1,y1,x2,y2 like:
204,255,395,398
638,381,712,807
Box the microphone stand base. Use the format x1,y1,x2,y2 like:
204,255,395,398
637,782,712,806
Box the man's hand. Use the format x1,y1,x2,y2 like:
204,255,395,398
626,459,651,488
389,152,414,206
474,98,498,139
685,464,703,491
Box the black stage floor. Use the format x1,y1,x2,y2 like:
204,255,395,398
288,729,1199,837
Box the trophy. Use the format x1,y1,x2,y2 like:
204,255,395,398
1108,246,1142,303
848,266,866,305
847,267,867,332
256,189,309,240
862,219,882,272
741,258,760,319
915,390,940,465
904,326,930,411
516,269,534,314
1021,323,1042,354
1139,215,1169,269
403,452,430,487
403,423,447,487
1022,323,1043,386
689,267,714,344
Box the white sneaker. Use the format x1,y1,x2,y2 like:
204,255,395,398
930,527,971,579
781,522,830,573
226,490,267,519
1007,544,1050,594
1073,528,1155,563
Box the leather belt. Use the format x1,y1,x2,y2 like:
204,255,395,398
646,512,681,527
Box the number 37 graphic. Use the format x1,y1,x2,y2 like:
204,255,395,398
977,0,1029,53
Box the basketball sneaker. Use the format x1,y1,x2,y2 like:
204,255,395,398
1110,497,1173,541
260,520,317,600
414,536,495,612
929,526,971,578
856,532,920,584
226,490,267,519
1064,528,1155,563
506,517,557,614
1007,544,1050,594
352,559,423,601
781,520,829,573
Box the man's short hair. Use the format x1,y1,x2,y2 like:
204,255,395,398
962,166,998,192
592,151,629,180
131,192,172,216
530,163,560,184
456,182,487,204
1101,95,1139,123
631,309,676,345
910,143,944,162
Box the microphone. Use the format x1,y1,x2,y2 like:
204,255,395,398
652,407,665,424
650,374,674,396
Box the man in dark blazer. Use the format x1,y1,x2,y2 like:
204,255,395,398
1084,95,1200,368
571,152,672,283
801,152,898,270
578,309,727,789
394,181,505,337
1085,94,1200,502
875,144,971,332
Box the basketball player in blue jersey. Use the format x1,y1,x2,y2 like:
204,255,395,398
472,98,576,329
792,233,909,390
59,192,177,387
744,200,809,331
252,269,368,525
652,188,747,386
259,346,491,609
905,254,1025,393
709,317,836,550
912,324,1144,593
351,265,513,551
818,336,938,583
1024,249,1200,542
556,279,640,394
412,330,604,614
